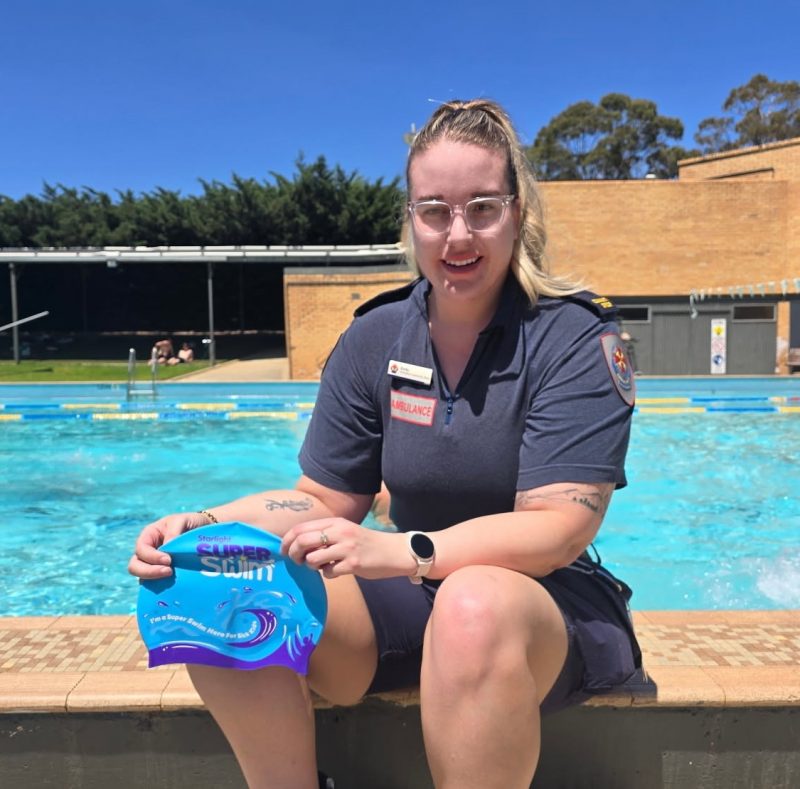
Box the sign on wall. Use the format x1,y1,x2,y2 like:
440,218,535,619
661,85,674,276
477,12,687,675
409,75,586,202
711,318,727,374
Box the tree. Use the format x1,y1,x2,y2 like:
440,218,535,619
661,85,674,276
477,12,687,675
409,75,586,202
0,158,403,248
270,156,402,245
528,93,694,180
694,74,800,154
0,194,53,247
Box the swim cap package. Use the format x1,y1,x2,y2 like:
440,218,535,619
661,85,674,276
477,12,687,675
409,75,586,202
137,522,327,673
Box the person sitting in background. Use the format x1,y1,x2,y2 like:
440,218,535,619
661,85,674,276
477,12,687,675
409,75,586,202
178,342,194,363
167,342,194,365
152,339,174,365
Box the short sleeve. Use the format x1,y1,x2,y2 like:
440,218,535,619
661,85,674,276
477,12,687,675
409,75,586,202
298,326,383,495
517,313,633,491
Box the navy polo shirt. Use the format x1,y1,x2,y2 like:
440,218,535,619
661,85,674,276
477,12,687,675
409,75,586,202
299,275,633,534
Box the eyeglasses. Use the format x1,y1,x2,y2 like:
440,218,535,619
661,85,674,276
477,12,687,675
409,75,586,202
407,195,516,236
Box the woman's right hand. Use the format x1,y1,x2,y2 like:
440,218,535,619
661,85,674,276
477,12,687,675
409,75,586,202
128,511,212,579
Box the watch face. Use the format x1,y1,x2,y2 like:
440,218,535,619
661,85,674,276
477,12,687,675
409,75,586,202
410,532,435,560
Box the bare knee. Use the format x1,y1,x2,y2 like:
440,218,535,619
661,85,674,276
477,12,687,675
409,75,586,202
426,567,569,689
427,567,528,685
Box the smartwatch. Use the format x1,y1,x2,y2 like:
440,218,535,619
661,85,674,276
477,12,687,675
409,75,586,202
407,531,435,584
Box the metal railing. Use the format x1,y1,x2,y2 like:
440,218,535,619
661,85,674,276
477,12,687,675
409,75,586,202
126,347,158,401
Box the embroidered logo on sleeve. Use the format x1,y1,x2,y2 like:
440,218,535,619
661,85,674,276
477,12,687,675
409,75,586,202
600,334,636,406
390,390,437,426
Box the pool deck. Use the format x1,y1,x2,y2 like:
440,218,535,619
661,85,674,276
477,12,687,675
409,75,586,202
174,356,290,382
1,611,798,714
1,611,798,787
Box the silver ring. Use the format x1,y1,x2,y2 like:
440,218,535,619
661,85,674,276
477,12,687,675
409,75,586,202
319,531,329,547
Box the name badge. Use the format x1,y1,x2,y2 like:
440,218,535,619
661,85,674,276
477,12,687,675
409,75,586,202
387,359,433,386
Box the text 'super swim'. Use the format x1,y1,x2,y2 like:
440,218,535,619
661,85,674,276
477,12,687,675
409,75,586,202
137,522,327,673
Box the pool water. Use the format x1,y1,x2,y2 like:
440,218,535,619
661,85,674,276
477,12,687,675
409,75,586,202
1,381,799,615
1,418,310,616
598,413,800,610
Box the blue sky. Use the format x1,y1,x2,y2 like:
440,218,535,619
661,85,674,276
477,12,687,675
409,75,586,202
2,0,797,199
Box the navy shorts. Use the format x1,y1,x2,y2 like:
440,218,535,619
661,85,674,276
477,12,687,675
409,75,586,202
355,555,641,714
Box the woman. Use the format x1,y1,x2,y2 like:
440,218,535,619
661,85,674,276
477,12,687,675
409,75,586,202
130,98,640,789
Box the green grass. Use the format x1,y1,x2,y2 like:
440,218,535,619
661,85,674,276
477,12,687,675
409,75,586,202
0,360,213,382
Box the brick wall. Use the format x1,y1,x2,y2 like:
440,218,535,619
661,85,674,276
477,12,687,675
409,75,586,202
787,181,800,368
539,180,791,297
284,267,414,379
678,137,800,182
789,183,800,278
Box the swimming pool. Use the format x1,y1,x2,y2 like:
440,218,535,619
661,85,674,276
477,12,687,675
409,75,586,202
0,381,320,418
2,378,799,615
2,377,799,416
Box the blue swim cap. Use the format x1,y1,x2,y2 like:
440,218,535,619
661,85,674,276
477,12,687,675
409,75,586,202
137,522,327,673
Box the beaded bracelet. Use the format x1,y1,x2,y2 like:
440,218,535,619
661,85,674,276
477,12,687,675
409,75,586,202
198,509,219,524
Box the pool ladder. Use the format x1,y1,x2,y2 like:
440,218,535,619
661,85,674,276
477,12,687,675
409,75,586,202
126,347,158,401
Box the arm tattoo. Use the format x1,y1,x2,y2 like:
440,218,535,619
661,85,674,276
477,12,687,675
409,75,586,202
263,497,313,512
515,486,612,516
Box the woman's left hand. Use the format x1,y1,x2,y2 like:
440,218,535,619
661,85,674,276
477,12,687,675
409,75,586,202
281,518,412,580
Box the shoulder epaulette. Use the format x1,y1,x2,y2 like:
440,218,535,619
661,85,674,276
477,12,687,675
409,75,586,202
353,278,422,317
563,291,617,320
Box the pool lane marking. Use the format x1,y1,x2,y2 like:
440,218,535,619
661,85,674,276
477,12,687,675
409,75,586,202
9,410,307,420
705,406,778,413
637,397,690,404
638,396,797,405
5,402,797,419
226,411,298,420
13,396,799,412
2,400,313,410
637,406,784,414
92,413,159,420
62,403,121,410
636,407,707,414
177,403,236,411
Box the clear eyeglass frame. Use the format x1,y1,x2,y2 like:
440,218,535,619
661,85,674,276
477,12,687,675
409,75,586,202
407,194,517,236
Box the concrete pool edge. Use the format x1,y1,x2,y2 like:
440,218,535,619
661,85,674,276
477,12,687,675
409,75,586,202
1,611,798,712
0,612,798,788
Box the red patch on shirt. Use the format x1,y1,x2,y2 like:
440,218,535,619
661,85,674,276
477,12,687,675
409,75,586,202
600,333,636,406
390,390,437,427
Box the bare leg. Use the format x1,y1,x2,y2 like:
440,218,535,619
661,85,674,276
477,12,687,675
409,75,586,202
188,664,317,789
188,574,378,788
420,566,568,789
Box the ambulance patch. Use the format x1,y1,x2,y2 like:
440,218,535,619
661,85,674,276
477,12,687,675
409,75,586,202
600,334,635,406
390,390,437,427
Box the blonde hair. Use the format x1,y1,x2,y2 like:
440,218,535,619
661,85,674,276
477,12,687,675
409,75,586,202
402,98,582,304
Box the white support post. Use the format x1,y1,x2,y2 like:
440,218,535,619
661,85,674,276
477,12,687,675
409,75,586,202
207,261,216,366
9,264,19,364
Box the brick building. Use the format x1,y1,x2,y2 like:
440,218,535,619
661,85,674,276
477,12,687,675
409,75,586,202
286,137,800,378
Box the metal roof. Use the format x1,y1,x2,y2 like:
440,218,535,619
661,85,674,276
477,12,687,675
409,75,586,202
0,244,404,265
